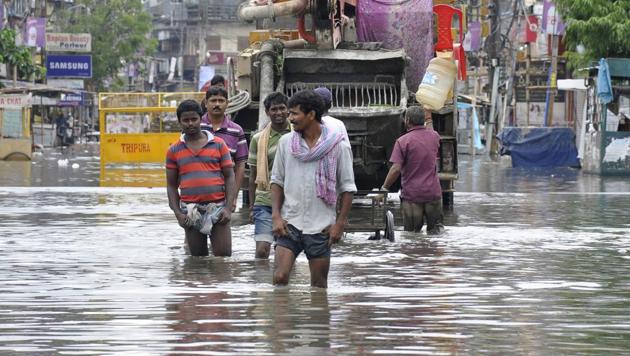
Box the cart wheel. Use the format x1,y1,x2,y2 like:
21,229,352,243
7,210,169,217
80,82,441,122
384,210,395,242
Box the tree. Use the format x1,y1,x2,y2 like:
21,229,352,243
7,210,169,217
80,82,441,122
55,0,157,91
555,0,630,69
0,28,45,86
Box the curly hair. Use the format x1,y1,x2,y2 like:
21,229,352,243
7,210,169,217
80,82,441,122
287,90,325,122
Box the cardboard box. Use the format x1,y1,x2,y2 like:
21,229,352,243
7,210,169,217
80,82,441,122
237,48,259,77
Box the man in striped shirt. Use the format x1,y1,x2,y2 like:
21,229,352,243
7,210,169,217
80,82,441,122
201,87,248,211
166,99,236,256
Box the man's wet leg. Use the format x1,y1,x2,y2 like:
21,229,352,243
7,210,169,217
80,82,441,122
308,257,330,288
402,201,424,232
185,228,209,256
255,241,271,259
273,246,296,285
425,199,444,235
210,222,232,257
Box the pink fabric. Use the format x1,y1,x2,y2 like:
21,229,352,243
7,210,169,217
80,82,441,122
290,125,345,206
356,0,434,91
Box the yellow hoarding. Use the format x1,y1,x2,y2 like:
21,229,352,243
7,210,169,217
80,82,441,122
101,133,179,164
98,92,204,187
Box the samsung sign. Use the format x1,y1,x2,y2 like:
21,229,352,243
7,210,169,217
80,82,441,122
46,55,92,78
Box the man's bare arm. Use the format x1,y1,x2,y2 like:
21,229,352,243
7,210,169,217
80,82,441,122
271,183,288,237
382,163,402,190
223,166,236,211
166,168,181,213
233,160,246,206
167,168,189,227
248,165,257,208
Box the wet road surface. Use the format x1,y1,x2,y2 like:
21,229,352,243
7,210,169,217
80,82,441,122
0,147,629,354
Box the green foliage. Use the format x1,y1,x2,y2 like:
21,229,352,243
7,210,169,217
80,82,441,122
56,0,156,91
0,28,46,82
555,0,630,70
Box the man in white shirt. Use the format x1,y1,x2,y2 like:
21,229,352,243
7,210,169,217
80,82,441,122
270,90,357,288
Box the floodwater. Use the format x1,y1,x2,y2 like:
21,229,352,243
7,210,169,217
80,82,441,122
1,146,629,355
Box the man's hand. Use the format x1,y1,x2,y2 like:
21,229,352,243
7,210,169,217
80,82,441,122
327,221,345,247
175,211,190,228
272,214,289,237
217,208,232,224
248,205,254,223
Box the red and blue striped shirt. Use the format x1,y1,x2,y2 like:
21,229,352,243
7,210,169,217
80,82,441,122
166,131,234,203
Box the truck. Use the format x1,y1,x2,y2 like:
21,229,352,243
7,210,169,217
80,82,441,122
233,0,458,207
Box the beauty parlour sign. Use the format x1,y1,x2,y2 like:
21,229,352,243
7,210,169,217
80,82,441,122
46,33,92,52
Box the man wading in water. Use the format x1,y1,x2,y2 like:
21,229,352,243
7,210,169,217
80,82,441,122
248,92,292,259
380,106,444,234
270,90,356,288
200,87,248,212
166,100,236,256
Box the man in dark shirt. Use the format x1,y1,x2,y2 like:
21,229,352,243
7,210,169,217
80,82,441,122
381,106,443,234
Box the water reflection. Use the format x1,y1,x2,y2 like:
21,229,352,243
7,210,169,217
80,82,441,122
1,149,630,354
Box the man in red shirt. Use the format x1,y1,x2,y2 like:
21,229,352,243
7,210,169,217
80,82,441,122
381,106,444,234
166,99,236,256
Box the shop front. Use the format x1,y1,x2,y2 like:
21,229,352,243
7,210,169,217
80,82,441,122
0,93,32,160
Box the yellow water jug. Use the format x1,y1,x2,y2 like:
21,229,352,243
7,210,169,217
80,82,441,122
416,56,457,111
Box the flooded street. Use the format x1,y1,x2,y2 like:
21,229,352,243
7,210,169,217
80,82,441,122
1,146,629,354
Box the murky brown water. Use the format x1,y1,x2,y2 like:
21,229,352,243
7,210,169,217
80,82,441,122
1,146,629,354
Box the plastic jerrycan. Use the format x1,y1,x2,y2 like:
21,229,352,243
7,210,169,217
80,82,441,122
416,55,457,111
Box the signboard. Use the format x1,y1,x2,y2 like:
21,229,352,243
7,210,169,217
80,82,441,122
463,22,481,52
542,0,565,35
0,94,33,108
58,93,83,107
46,55,92,78
198,65,216,91
523,15,539,43
25,17,46,47
45,33,92,52
47,78,85,90
206,51,225,65
101,133,179,164
207,51,239,65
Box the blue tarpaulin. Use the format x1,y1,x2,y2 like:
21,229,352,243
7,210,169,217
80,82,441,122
496,127,579,168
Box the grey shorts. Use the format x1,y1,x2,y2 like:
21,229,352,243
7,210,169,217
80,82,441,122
275,224,331,260
401,198,444,234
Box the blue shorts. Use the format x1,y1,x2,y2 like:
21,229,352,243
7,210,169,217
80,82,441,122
252,205,274,243
275,224,331,260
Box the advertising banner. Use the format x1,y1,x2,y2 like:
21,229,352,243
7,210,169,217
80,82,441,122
101,133,179,164
46,55,92,78
523,15,539,43
45,33,92,52
25,17,46,47
58,93,83,107
198,65,215,91
0,94,33,108
542,0,565,35
47,78,85,89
